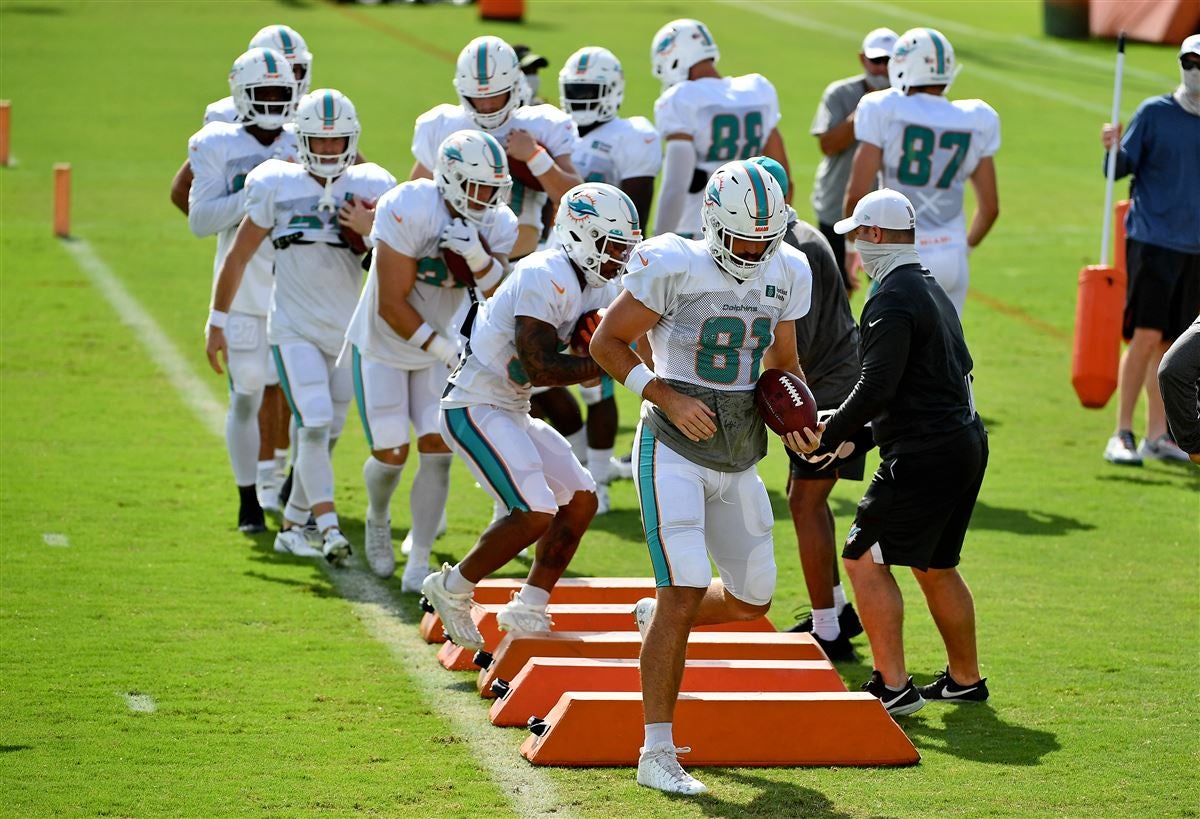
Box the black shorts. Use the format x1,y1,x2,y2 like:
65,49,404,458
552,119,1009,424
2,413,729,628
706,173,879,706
1123,239,1200,342
787,448,866,481
842,421,988,571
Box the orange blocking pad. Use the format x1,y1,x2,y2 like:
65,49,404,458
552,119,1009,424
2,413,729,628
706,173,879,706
477,631,827,697
437,605,775,671
521,691,919,767
490,657,844,727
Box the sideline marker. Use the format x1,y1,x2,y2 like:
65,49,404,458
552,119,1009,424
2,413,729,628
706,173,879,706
54,163,71,238
0,101,10,167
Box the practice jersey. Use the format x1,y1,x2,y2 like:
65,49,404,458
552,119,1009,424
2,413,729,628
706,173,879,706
572,116,662,186
855,88,1000,238
655,75,782,236
345,179,519,371
204,96,239,125
188,121,298,317
412,103,578,231
623,234,811,392
244,159,396,356
444,248,618,413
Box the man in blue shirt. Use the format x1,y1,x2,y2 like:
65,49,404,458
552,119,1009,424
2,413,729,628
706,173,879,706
1101,35,1200,465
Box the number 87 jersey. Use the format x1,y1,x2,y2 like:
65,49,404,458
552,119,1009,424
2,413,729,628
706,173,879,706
622,234,811,392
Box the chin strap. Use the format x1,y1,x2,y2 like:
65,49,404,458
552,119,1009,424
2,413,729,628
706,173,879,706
316,178,338,213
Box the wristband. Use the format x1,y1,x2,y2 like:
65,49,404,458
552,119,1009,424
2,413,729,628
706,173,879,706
208,309,228,330
526,148,555,178
464,242,492,273
474,258,503,291
409,322,435,350
623,363,656,397
425,334,459,367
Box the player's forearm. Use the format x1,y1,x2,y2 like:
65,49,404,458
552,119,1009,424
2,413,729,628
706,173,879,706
967,204,999,249
817,116,856,157
211,260,246,313
170,161,193,216
591,333,643,383
523,350,603,387
536,159,582,204
378,299,425,342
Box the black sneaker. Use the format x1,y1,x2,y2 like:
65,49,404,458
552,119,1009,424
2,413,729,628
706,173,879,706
918,668,989,702
237,486,267,534
861,670,925,716
812,631,856,662
786,602,864,639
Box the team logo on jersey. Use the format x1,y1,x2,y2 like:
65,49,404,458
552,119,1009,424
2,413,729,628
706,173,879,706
764,285,787,300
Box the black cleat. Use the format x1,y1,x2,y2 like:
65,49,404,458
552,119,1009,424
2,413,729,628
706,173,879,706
861,670,925,716
812,631,857,662
918,668,989,702
237,485,267,533
786,602,863,639
278,468,294,508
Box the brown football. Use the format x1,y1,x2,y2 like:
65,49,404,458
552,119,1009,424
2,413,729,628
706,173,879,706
508,144,548,191
441,232,492,288
339,197,375,255
570,308,605,355
754,368,819,435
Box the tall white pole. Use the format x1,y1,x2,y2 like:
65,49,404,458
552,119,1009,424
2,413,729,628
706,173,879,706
1100,32,1126,267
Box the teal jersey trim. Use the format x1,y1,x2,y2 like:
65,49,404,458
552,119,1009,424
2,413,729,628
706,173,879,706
444,407,530,513
271,345,304,427
636,424,673,587
351,346,375,450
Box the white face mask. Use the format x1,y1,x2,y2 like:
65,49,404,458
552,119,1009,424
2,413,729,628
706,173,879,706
854,239,921,281
1177,65,1200,116
864,70,891,91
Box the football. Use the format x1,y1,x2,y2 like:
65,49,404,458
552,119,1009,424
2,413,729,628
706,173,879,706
442,232,492,288
570,308,605,355
339,196,375,256
754,368,819,435
508,144,548,191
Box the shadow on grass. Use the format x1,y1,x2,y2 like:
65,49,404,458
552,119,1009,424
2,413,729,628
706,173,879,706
692,769,864,819
903,704,1060,765
969,501,1095,536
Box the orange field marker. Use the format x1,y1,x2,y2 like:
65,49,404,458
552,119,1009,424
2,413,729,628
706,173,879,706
489,657,845,727
0,101,11,167
434,604,776,671
476,631,827,698
520,691,919,767
53,163,71,238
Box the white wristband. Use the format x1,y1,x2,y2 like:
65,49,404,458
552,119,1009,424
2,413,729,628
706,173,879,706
464,242,492,273
408,322,435,350
426,334,459,368
208,309,228,330
526,148,555,178
623,363,656,397
474,258,503,291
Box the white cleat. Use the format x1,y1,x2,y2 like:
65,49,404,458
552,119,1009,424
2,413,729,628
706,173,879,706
258,485,281,514
273,527,323,558
1138,434,1190,462
633,597,655,640
595,483,611,515
420,564,484,650
364,519,395,578
496,592,554,634
322,528,352,568
636,744,707,795
1103,431,1142,466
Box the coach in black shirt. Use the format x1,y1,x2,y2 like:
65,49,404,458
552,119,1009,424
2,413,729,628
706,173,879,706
814,189,989,716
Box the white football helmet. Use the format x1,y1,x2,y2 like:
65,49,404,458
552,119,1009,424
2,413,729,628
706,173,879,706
702,160,787,280
249,25,314,97
650,19,719,90
889,28,958,93
554,183,643,288
558,47,624,127
294,89,360,179
435,129,512,228
453,36,523,130
229,47,297,130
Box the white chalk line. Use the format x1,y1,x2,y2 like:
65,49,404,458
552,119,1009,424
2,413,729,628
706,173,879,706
123,692,156,713
66,237,571,819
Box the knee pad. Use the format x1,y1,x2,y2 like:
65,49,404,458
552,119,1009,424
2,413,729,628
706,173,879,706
737,540,777,606
229,389,263,423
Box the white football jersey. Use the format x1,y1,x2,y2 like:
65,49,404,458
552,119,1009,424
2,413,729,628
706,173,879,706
411,103,578,231
187,121,298,317
444,248,619,412
346,179,519,371
654,75,782,236
244,159,397,356
204,96,239,125
622,234,811,392
572,116,662,186
855,88,1000,238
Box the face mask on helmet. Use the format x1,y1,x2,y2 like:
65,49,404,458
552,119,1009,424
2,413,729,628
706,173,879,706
554,184,643,288
559,47,624,127
701,161,787,280
295,89,360,179
230,47,297,130
436,130,513,228
650,19,720,91
454,36,523,130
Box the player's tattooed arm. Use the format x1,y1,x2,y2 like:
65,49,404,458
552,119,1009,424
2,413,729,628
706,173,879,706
515,316,602,387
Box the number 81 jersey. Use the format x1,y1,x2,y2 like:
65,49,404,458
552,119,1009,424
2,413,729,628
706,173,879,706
622,234,811,392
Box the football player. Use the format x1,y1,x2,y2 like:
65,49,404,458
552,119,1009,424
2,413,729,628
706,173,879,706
421,183,641,651
188,47,299,534
590,160,817,795
344,130,519,586
650,18,791,240
409,35,581,260
843,27,1000,315
206,89,396,564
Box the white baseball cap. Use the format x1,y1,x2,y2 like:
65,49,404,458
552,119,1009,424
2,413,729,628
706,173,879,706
1182,34,1200,57
834,188,917,234
862,27,899,59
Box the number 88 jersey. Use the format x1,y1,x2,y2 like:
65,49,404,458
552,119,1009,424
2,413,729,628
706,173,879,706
855,88,1000,236
623,234,811,392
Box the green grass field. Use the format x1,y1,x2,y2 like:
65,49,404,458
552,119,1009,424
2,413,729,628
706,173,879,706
2,0,1197,816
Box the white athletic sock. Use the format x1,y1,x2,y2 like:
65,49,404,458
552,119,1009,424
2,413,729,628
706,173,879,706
363,456,403,525
296,425,334,506
811,607,840,641
256,460,276,488
409,453,452,550
446,564,475,595
587,447,613,484
566,427,587,464
226,390,263,486
644,722,673,750
517,584,550,608
832,584,848,615
315,511,339,533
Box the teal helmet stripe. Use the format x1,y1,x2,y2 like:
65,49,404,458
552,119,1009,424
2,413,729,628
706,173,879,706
263,50,278,74
483,133,505,174
925,28,945,75
696,23,714,46
744,163,769,227
577,49,591,74
277,27,294,55
323,91,334,127
617,189,640,232
476,42,488,84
